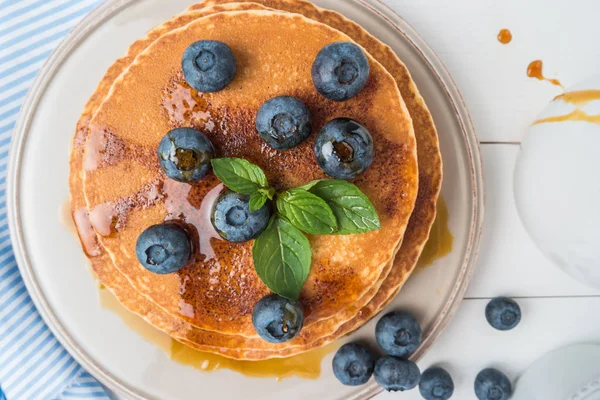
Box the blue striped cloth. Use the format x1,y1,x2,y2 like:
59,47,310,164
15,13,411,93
0,1,110,399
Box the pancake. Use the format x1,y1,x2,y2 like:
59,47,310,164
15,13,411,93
69,1,441,360
70,3,402,354
81,9,418,339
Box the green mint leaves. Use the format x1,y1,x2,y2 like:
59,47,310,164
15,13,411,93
211,157,380,300
252,218,311,301
277,189,337,235
308,180,380,234
211,158,269,195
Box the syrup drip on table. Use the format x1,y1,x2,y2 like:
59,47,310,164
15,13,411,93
98,287,334,380
497,29,512,44
417,197,453,269
527,60,564,88
534,90,600,125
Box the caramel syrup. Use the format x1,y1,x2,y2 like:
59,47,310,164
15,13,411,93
553,90,600,107
59,198,78,239
417,197,453,269
527,60,563,88
534,109,600,125
534,90,600,125
98,287,334,380
497,29,512,44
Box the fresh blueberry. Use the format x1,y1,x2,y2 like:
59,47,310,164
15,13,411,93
256,96,312,150
374,356,421,392
332,342,375,386
252,294,304,343
311,42,370,101
314,118,374,179
182,40,236,92
474,368,512,400
419,367,455,400
211,190,270,242
376,311,422,358
136,223,191,274
158,127,215,183
485,297,521,331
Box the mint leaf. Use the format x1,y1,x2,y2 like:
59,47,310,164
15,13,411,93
276,189,337,235
258,187,275,200
211,158,269,195
309,180,380,234
249,191,268,212
252,217,311,301
296,180,322,191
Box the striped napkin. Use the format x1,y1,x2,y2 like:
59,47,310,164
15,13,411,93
1,1,111,399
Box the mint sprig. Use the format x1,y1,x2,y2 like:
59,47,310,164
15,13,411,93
249,191,268,213
211,157,380,300
308,180,380,234
252,217,311,301
277,189,337,235
211,158,269,195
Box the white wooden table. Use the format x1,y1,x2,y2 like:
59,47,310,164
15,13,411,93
377,0,600,398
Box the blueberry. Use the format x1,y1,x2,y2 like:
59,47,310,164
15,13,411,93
419,367,455,400
182,40,236,92
252,294,304,343
314,118,374,180
158,128,215,183
376,311,422,358
332,342,375,386
474,368,512,400
256,96,312,150
211,190,270,242
485,297,521,331
136,223,191,274
311,42,370,101
374,356,420,392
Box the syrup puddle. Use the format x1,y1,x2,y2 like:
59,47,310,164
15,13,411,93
417,197,453,269
527,60,564,88
98,287,335,380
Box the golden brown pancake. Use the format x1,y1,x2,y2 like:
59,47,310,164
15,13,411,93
72,3,399,358
81,10,418,339
69,1,441,359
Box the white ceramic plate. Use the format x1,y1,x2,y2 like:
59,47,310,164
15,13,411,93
7,1,483,399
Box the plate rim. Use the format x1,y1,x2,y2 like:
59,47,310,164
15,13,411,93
6,1,484,399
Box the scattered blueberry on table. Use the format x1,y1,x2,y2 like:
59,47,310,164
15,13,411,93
332,342,376,386
211,190,271,242
135,223,191,274
485,297,521,331
158,127,215,183
419,366,454,400
374,356,421,392
182,40,237,92
252,294,304,343
375,310,422,358
314,118,374,180
256,96,312,150
311,41,370,101
474,368,512,400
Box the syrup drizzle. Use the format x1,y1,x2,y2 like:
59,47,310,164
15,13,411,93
534,90,600,125
527,60,564,88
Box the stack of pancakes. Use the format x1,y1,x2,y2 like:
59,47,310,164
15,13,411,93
68,0,442,360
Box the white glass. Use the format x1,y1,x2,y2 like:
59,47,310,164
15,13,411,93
514,344,600,400
515,75,600,288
